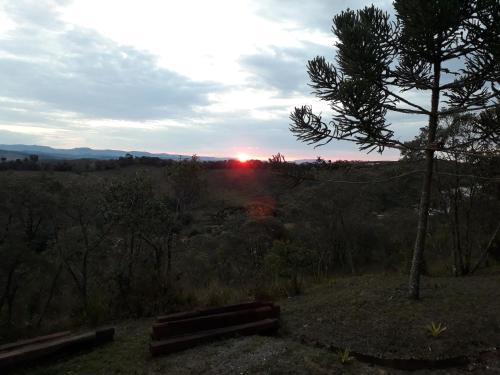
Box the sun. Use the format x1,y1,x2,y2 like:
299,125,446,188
237,153,249,162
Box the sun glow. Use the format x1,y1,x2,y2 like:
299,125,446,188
237,153,250,162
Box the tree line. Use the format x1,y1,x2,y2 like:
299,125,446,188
1,153,498,340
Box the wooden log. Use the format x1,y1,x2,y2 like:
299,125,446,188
152,305,280,340
0,331,72,353
95,327,115,342
156,301,274,323
150,318,279,356
0,327,115,370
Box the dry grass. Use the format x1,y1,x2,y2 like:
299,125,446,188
13,271,500,374
281,273,500,359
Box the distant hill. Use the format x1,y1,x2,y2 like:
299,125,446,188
0,149,34,161
0,144,227,162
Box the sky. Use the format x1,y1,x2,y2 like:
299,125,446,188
0,0,430,160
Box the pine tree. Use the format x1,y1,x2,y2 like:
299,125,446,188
290,0,499,298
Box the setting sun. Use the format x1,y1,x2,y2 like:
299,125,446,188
237,153,249,162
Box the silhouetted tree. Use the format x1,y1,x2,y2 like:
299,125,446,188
169,155,202,214
0,177,55,326
290,0,499,298
56,180,113,316
265,240,313,295
268,152,286,166
405,107,500,275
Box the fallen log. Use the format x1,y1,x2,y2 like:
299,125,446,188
156,301,274,323
0,327,115,371
0,331,71,353
150,318,279,356
152,305,280,340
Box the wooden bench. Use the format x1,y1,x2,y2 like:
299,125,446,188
0,327,114,370
153,305,280,339
156,301,274,323
150,318,279,356
150,301,280,356
0,331,72,353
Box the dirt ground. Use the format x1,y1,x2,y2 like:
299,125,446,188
281,273,500,360
12,272,500,374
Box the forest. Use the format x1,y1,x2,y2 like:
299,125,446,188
1,149,498,340
0,0,499,372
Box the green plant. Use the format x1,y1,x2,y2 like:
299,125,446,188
337,348,353,364
426,322,447,337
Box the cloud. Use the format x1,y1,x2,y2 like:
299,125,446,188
0,1,219,122
0,0,414,160
58,114,399,161
0,128,44,145
240,42,334,95
2,0,70,29
256,0,392,32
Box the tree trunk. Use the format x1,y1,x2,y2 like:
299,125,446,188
408,149,435,299
166,233,174,288
408,57,441,299
452,188,464,275
0,261,18,313
338,213,356,274
470,221,500,274
82,251,89,314
434,161,461,276
37,263,63,327
462,185,475,274
6,282,18,326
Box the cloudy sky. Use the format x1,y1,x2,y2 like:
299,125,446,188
0,0,428,160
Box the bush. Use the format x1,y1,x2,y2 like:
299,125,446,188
265,240,313,296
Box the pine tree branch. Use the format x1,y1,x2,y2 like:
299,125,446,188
440,102,499,116
381,87,430,114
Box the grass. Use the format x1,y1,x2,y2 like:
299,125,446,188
281,273,500,360
13,272,500,374
18,321,374,375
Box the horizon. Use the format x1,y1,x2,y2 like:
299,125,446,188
0,0,425,161
0,142,400,162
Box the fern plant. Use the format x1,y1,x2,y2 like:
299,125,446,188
426,322,447,337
